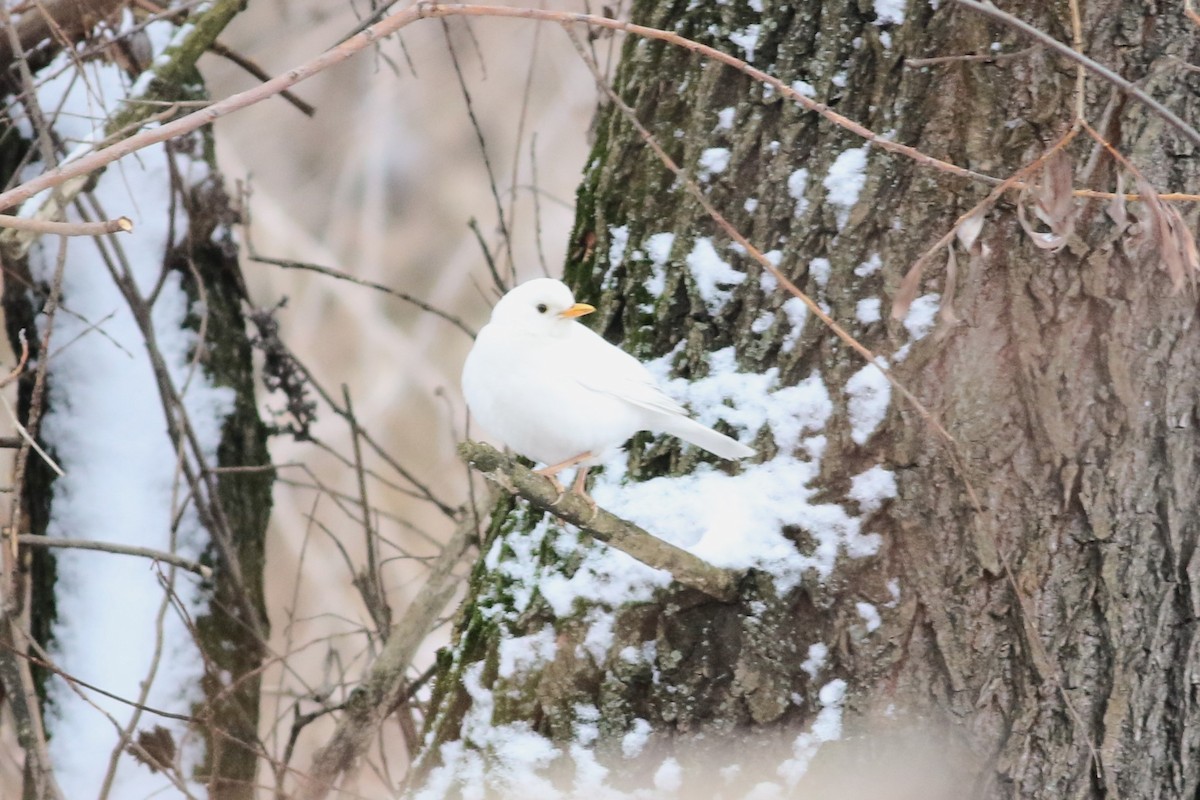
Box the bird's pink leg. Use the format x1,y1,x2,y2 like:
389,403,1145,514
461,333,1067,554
535,452,593,495
569,466,598,515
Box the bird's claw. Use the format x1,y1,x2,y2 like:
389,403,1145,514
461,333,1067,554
576,490,599,520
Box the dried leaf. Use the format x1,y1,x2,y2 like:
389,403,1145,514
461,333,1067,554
1165,205,1200,289
1016,151,1078,252
956,210,986,253
1130,171,1197,292
1037,150,1077,234
1018,187,1069,251
129,725,176,774
892,250,933,321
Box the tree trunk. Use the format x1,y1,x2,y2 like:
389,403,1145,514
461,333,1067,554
415,1,1200,798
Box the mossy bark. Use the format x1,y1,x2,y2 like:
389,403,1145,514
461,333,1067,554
168,121,273,800
427,0,1200,797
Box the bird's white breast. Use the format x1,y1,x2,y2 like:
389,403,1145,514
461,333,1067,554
462,323,650,465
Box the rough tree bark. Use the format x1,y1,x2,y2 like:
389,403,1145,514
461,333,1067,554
414,1,1200,798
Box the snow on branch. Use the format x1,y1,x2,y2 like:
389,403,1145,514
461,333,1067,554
460,441,740,602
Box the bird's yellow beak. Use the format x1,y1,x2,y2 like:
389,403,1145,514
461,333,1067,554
559,303,596,319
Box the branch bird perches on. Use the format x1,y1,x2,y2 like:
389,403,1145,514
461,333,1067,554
459,441,740,603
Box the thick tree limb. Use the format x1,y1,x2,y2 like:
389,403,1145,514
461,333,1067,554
459,441,740,602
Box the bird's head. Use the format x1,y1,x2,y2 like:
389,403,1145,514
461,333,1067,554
489,278,595,335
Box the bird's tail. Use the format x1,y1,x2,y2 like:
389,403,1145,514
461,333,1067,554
657,415,755,460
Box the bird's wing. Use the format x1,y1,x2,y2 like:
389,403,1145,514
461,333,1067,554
564,326,688,417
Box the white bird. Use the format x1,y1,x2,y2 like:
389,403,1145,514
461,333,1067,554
462,278,755,498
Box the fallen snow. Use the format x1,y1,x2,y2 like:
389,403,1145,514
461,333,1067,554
654,757,684,792
903,293,941,340
787,168,810,217
609,224,630,268
854,253,882,277
622,718,653,758
717,107,736,130
685,237,746,312
779,679,847,785
790,79,816,98
644,232,676,298
729,24,762,62
498,626,557,678
848,465,897,513
874,0,907,25
856,602,882,632
27,128,225,800
855,297,882,325
823,146,869,229
698,147,731,180
808,257,831,289
845,359,892,445
781,297,809,350
801,642,828,679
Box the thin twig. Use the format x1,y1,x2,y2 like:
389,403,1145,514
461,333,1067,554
0,213,132,235
529,134,551,277
12,535,212,579
207,40,317,117
468,216,506,296
246,253,475,338
342,385,391,640
441,18,516,281
905,44,1040,67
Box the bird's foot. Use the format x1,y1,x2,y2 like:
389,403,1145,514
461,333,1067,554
536,453,592,504
534,470,567,496
569,467,599,518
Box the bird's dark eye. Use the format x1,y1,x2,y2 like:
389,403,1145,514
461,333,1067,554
536,303,548,314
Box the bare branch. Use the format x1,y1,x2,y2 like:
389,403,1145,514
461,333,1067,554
460,441,739,602
4,1,1198,220
0,3,1001,216
0,214,132,236
342,386,391,640
245,253,475,339
12,535,213,580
